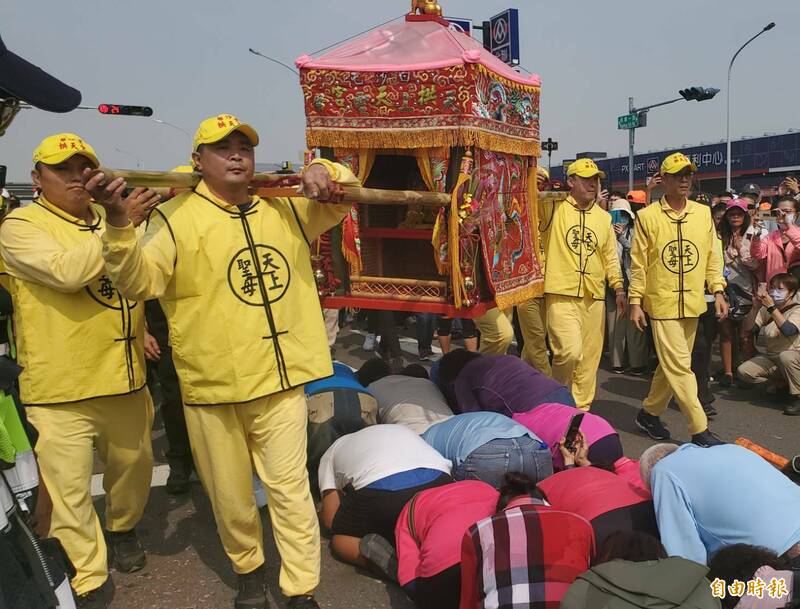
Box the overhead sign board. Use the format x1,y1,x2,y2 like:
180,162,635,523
618,112,648,130
618,113,639,130
445,17,472,36
486,8,519,66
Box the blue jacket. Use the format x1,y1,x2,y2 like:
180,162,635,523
304,362,370,396
652,444,800,564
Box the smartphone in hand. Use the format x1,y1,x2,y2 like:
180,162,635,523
563,413,585,453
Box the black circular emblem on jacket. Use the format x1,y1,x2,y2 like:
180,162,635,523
227,245,291,306
660,240,699,274
565,225,598,257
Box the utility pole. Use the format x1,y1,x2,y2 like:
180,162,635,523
726,22,776,190
628,97,635,193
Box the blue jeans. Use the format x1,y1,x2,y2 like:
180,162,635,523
452,436,554,489
535,386,576,408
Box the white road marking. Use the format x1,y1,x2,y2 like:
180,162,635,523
91,464,170,497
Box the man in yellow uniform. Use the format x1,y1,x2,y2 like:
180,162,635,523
539,159,625,410
0,134,159,607
84,115,360,609
629,152,727,447
473,166,552,375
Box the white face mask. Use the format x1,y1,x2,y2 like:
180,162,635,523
770,288,789,305
786,213,797,225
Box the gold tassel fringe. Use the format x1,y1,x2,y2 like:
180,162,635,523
494,279,544,310
449,170,472,308
307,128,540,158
342,247,362,276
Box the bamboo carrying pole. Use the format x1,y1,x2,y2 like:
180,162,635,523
94,167,452,207
95,167,287,188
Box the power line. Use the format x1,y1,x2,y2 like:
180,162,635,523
248,49,300,76
308,14,405,56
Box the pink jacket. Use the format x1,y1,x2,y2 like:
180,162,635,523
751,225,800,282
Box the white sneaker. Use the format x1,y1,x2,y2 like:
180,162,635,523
362,333,377,351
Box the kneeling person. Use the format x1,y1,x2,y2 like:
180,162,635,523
422,411,552,488
537,436,658,548
437,350,574,415
396,480,498,609
360,359,454,433
305,362,378,488
318,424,452,577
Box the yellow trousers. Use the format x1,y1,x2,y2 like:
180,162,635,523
26,390,154,595
474,308,514,355
545,293,605,410
183,388,320,597
643,318,708,435
473,298,551,375
518,297,551,376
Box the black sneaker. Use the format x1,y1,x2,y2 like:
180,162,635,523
108,529,146,573
629,367,646,376
784,399,800,416
235,565,267,609
76,583,109,609
635,410,671,440
612,367,625,375
718,374,733,388
166,456,193,495
691,429,725,447
359,533,398,581
702,402,718,417
287,595,320,609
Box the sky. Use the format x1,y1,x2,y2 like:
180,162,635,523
1,0,798,181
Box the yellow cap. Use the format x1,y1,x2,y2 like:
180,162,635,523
170,165,194,173
567,158,606,180
32,133,99,167
192,114,259,152
536,166,550,180
660,152,697,175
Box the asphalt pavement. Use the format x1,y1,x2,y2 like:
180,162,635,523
101,325,800,609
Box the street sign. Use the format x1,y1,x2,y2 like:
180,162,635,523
485,8,519,66
542,138,558,152
445,16,472,36
617,113,639,130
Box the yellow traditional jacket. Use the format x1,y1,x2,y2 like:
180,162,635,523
102,159,357,405
539,195,623,300
0,197,145,404
629,197,725,320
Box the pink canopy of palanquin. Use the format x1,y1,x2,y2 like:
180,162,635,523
295,17,540,87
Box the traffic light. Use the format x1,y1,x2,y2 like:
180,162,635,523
679,87,720,102
97,104,153,117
